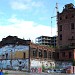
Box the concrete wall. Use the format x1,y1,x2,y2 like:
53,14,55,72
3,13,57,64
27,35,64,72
30,59,55,70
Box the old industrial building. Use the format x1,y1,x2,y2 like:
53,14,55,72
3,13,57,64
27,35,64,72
57,3,75,49
55,3,75,69
0,36,55,72
36,36,57,47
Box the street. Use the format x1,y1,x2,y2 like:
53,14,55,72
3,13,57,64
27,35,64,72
3,70,75,75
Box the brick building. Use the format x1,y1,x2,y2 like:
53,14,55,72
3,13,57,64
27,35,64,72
55,48,75,61
0,36,55,72
57,3,75,49
55,3,75,69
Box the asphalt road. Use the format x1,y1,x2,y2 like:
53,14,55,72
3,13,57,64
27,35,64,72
3,70,75,75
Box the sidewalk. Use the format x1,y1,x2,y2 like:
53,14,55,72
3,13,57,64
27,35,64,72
2,70,75,75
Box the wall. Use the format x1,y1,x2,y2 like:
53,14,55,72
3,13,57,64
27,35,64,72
57,6,75,48
0,45,29,59
0,59,29,71
55,61,72,69
14,50,29,59
30,59,55,72
55,49,75,61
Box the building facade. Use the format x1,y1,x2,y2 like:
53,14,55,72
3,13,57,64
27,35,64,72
36,36,57,47
55,3,75,69
0,36,55,72
55,48,75,61
57,3,75,49
55,48,75,69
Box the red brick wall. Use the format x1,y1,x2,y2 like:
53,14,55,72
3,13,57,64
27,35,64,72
57,8,75,48
56,49,75,61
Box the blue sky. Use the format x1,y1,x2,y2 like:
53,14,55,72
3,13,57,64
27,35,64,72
0,0,74,42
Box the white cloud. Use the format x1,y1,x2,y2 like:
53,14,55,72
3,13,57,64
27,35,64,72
10,0,44,10
10,1,30,10
0,16,57,42
31,1,44,7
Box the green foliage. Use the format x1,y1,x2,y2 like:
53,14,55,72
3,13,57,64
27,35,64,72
42,65,45,72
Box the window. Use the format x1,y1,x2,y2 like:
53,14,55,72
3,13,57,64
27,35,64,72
62,52,65,57
57,52,59,59
23,52,26,59
69,52,72,58
48,51,51,59
59,25,62,31
71,23,74,29
44,50,47,58
52,52,55,59
38,49,42,57
59,34,62,40
32,48,37,57
65,15,68,19
72,36,74,40
6,53,8,59
60,17,62,20
33,50,37,57
71,14,74,18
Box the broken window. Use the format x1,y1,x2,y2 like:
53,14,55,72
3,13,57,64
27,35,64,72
6,53,8,59
65,15,68,19
32,48,37,57
71,23,74,29
48,51,51,59
71,14,74,18
44,50,47,58
69,52,72,58
59,25,62,31
38,49,42,58
59,34,62,40
23,52,26,59
56,52,59,59
62,52,65,57
52,52,55,59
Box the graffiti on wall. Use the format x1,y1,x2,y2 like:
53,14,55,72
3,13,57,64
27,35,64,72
0,59,29,71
